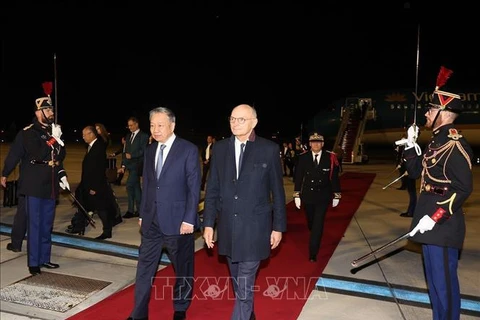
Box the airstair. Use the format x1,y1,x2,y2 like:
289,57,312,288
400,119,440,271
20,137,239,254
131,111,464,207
333,98,373,164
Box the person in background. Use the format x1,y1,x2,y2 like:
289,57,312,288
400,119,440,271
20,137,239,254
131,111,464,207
21,95,70,275
401,68,473,320
293,133,341,262
334,145,344,173
116,117,149,218
285,141,296,177
395,136,407,190
111,136,127,185
128,107,201,320
1,129,28,252
203,104,286,320
79,125,115,239
280,141,289,176
95,123,111,146
200,134,214,191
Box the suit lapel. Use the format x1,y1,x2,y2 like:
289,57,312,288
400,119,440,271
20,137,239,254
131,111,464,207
151,141,158,175
159,138,179,177
227,136,237,179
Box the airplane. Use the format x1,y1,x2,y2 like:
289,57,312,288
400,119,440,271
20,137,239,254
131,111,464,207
307,88,480,164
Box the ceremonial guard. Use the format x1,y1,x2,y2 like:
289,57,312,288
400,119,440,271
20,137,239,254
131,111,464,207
398,67,473,320
293,133,341,262
22,92,70,275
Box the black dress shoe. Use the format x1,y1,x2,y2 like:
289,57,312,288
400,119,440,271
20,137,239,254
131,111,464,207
113,215,123,227
122,211,135,218
400,212,413,217
42,262,60,269
309,255,317,262
6,243,21,252
95,233,112,240
65,227,85,235
250,312,256,320
173,311,186,320
29,266,41,275
126,317,148,320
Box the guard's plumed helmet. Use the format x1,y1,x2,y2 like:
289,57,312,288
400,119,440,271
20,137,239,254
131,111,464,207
35,97,53,111
35,81,54,111
429,66,463,113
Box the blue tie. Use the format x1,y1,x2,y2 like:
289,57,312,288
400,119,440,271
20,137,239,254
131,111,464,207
156,144,166,179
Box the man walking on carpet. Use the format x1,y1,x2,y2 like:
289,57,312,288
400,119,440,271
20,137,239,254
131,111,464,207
293,133,341,262
127,107,201,320
202,103,287,320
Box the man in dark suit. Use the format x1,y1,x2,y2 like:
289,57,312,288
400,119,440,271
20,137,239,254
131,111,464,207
1,129,28,252
293,133,341,262
117,117,149,218
128,107,201,320
203,104,287,320
200,134,214,191
78,126,115,239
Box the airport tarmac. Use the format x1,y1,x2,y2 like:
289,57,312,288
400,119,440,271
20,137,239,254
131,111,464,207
0,142,479,320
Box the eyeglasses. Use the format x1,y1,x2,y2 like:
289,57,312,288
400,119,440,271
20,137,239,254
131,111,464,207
228,117,256,124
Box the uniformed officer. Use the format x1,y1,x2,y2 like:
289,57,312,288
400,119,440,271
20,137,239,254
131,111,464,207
22,95,71,275
293,133,341,262
1,129,28,252
398,67,473,320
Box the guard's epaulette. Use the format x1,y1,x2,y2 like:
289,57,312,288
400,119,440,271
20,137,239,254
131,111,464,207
447,128,462,141
23,124,34,130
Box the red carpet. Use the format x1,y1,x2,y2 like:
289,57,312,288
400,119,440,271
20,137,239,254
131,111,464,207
67,172,375,320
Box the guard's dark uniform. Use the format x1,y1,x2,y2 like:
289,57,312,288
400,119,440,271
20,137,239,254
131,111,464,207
404,123,473,319
294,148,341,260
22,118,67,268
1,129,28,251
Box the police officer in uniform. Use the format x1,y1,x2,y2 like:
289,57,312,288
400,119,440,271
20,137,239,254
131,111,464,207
293,133,341,262
398,68,473,320
22,95,70,275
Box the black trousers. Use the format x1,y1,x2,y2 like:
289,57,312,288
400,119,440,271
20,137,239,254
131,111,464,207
11,195,27,250
201,162,210,190
405,178,417,214
304,201,330,257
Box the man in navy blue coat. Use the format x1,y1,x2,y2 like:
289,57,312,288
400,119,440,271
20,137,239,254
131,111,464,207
128,107,201,320
203,104,287,320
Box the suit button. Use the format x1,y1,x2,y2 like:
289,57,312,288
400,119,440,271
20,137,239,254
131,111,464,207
234,195,238,199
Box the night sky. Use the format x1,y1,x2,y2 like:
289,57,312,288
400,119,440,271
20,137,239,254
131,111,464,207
2,1,478,142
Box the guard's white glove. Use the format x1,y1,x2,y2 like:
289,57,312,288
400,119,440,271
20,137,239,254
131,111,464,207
51,123,64,147
294,197,301,209
332,199,339,207
406,125,419,146
409,215,436,237
395,124,419,147
59,176,70,191
395,125,421,155
51,123,63,138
